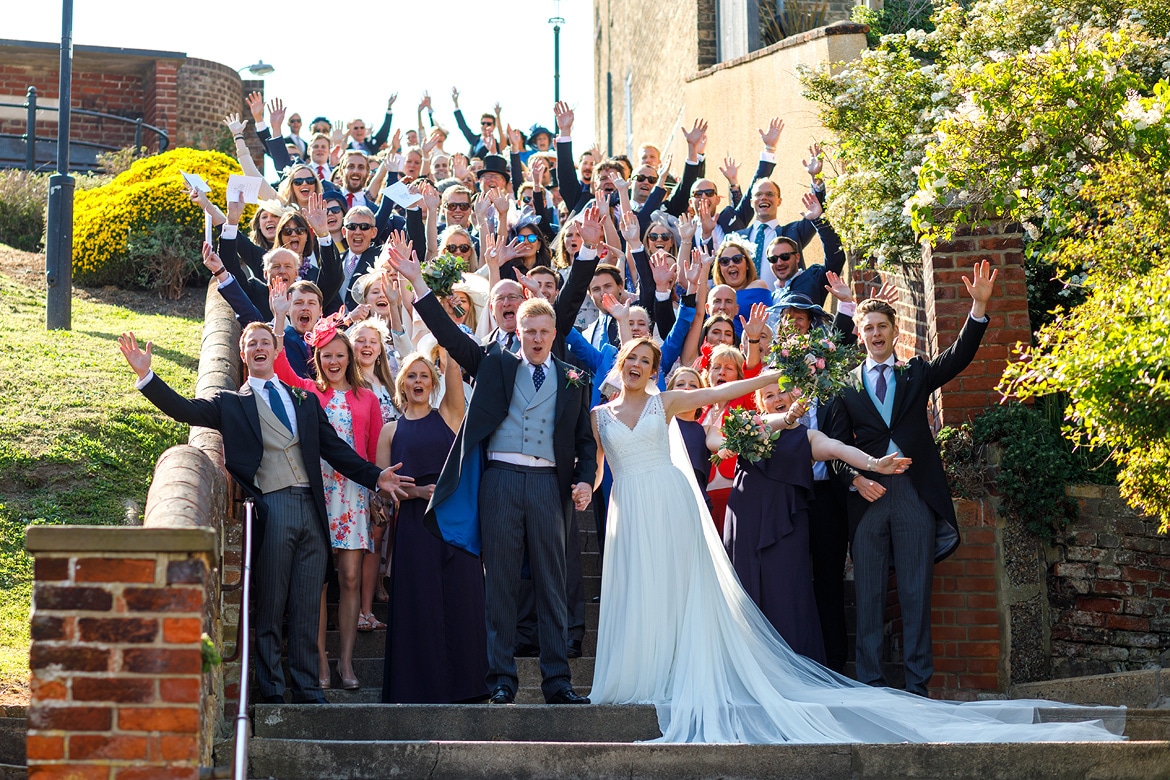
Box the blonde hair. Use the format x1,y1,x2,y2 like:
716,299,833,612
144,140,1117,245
393,352,441,408
517,297,556,323
705,344,745,383
347,318,396,392
276,163,323,206
613,337,662,375
666,365,706,390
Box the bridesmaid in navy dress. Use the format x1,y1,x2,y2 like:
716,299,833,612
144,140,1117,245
664,365,713,510
712,384,910,664
377,348,489,703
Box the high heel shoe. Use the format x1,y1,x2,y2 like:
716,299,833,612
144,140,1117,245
340,674,361,691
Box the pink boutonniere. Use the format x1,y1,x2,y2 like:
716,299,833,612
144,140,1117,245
894,360,909,374
290,387,307,405
564,368,590,389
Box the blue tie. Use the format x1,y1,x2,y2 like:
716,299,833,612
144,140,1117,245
532,364,546,392
874,365,889,404
753,225,769,274
264,380,294,434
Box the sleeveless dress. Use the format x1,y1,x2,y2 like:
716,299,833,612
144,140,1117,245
321,390,370,551
591,394,1122,744
381,410,489,703
724,424,825,664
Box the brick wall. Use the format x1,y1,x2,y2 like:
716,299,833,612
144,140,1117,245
1047,485,1170,677
25,527,218,779
142,61,178,153
0,68,145,152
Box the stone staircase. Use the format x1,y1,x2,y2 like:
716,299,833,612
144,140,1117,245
241,515,1170,779
0,706,26,780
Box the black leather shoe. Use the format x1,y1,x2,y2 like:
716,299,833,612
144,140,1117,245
260,694,285,704
567,639,583,658
514,642,540,657
488,686,515,704
546,687,590,705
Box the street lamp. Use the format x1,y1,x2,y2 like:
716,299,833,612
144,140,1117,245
549,1,564,106
238,61,275,77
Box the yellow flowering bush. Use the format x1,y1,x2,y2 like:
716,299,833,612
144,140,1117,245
73,148,253,288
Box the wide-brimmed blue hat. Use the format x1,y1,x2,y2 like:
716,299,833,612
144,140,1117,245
527,124,554,148
769,291,830,322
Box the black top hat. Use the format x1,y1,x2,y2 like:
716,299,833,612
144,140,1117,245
476,154,511,179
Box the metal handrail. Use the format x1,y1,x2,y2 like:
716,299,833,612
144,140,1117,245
1,86,170,171
233,498,255,780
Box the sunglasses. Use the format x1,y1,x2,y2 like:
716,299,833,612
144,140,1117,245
769,251,799,262
718,253,747,266
634,174,658,184
325,205,344,215
352,125,366,131
446,243,472,254
344,222,375,232
520,195,533,204
646,232,672,243
692,188,717,198
291,176,316,186
481,120,494,127
281,226,307,236
447,201,471,211
518,234,540,243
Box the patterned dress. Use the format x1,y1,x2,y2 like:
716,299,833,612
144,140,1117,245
320,390,371,551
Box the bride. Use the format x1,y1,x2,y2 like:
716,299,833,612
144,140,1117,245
589,337,1123,744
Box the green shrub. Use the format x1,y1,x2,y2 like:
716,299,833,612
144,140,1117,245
72,147,247,290
0,170,48,252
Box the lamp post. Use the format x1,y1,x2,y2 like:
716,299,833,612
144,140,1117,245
549,0,563,105
45,0,74,330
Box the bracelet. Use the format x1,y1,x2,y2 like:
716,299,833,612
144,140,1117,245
865,456,875,471
233,134,245,141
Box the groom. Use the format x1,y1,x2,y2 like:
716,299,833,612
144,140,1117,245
392,252,597,705
828,260,997,697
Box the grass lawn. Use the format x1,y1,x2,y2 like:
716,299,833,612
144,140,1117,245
0,248,203,705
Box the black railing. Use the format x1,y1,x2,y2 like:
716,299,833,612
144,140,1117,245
0,85,169,172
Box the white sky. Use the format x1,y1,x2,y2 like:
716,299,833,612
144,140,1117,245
8,0,596,147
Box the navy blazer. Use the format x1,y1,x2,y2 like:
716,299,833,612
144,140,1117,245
139,374,382,554
826,316,989,562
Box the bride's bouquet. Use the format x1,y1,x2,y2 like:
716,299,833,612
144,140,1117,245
422,253,468,315
765,325,858,403
713,407,781,465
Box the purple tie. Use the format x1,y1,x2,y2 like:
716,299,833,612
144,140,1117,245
875,364,889,403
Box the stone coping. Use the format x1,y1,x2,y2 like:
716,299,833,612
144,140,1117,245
25,525,217,554
687,21,870,82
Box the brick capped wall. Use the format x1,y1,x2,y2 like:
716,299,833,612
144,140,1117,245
852,223,1031,428
25,527,218,779
1047,485,1170,677
176,59,264,166
0,68,145,153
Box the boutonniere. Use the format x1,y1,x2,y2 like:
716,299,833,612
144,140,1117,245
894,360,909,375
290,387,307,405
564,367,590,389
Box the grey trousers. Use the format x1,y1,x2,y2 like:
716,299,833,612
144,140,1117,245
851,473,936,696
479,463,572,699
253,487,329,702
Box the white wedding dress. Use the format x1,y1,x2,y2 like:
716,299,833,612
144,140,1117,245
591,395,1123,744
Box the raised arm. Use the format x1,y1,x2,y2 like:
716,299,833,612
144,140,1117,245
661,367,781,419
119,332,223,429
436,345,466,432
224,113,279,200
805,427,911,475
681,248,714,366
386,246,488,376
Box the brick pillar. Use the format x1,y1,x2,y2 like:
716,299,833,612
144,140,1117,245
25,526,217,779
144,60,179,153
922,224,1031,425
929,497,1003,699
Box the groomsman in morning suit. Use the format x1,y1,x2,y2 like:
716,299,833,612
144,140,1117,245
389,249,597,706
827,260,997,696
118,325,411,704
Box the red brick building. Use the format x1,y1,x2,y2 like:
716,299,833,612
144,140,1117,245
0,39,263,170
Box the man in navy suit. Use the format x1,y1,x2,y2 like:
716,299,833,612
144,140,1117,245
118,325,411,704
828,260,997,696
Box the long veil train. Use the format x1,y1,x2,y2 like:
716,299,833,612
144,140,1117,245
592,400,1122,744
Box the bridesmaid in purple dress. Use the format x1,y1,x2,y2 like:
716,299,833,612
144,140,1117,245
713,384,910,664
376,348,489,703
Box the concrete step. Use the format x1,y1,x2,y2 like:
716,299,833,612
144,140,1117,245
0,764,26,780
317,685,596,705
1011,669,1169,708
248,738,1170,780
254,703,657,742
0,718,25,767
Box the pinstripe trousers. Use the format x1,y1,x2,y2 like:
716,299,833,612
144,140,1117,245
479,462,573,700
851,473,936,696
253,487,330,702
